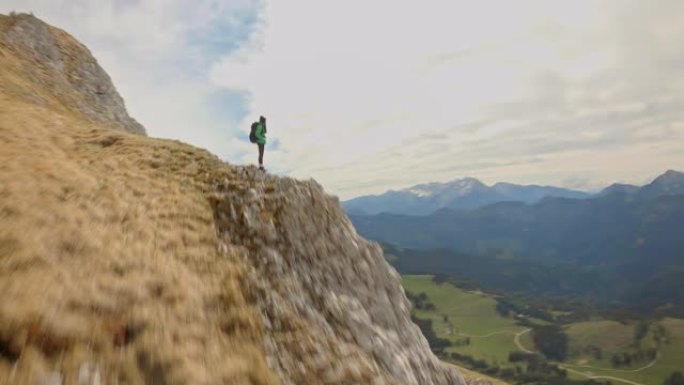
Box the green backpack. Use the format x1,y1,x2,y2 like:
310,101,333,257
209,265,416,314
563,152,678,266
249,122,258,143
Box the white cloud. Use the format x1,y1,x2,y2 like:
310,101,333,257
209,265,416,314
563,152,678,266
209,0,684,199
2,1,683,199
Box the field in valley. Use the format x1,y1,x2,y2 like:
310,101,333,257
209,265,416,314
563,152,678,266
402,275,684,385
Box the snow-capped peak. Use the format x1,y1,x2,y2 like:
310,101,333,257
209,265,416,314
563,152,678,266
401,178,485,197
406,188,434,197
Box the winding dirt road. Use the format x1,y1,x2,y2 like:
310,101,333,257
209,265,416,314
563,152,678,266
561,367,646,385
513,328,534,353
561,353,659,373
456,329,521,338
454,327,656,385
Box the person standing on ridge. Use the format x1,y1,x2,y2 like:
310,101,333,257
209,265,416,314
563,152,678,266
250,115,267,171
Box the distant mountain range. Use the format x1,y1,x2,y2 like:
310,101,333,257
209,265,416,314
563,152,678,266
349,170,684,310
350,169,684,259
343,178,590,215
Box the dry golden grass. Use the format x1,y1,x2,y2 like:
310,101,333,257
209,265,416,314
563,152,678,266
0,22,280,384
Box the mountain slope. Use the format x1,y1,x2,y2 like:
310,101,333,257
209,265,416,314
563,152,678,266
343,178,589,215
597,170,684,199
491,182,589,202
383,244,608,298
638,169,684,200
350,178,684,295
0,13,145,134
0,13,463,385
599,183,640,196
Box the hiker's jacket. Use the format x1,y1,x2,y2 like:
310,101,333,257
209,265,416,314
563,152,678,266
255,122,266,145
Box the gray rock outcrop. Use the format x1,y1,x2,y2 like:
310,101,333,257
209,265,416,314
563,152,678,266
211,169,465,385
0,13,145,134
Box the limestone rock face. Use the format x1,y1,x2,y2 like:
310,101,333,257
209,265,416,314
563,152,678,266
0,13,145,134
211,170,465,385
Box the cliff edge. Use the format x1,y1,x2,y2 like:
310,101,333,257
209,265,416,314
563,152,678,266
0,13,464,385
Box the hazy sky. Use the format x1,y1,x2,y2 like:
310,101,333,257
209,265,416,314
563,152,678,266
3,1,684,199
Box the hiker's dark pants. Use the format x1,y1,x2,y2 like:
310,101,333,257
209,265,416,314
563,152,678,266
258,143,265,166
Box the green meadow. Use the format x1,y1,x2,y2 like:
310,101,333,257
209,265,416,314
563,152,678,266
402,274,684,385
402,275,528,369
563,318,684,384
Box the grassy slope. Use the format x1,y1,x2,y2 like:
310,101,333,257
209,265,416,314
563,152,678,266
567,320,638,362
0,17,279,384
402,275,526,369
564,318,684,384
656,319,684,380
0,97,279,385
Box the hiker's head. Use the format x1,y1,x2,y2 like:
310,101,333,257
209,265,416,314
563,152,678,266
259,115,266,123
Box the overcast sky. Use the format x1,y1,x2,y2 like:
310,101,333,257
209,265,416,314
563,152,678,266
3,1,684,199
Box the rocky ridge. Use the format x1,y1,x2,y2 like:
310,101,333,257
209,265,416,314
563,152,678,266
211,171,464,385
0,13,468,385
0,13,145,134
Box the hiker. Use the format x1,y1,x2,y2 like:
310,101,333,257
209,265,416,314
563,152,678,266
249,115,267,171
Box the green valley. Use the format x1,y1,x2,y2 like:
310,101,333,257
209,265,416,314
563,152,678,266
351,173,684,316
402,275,684,385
